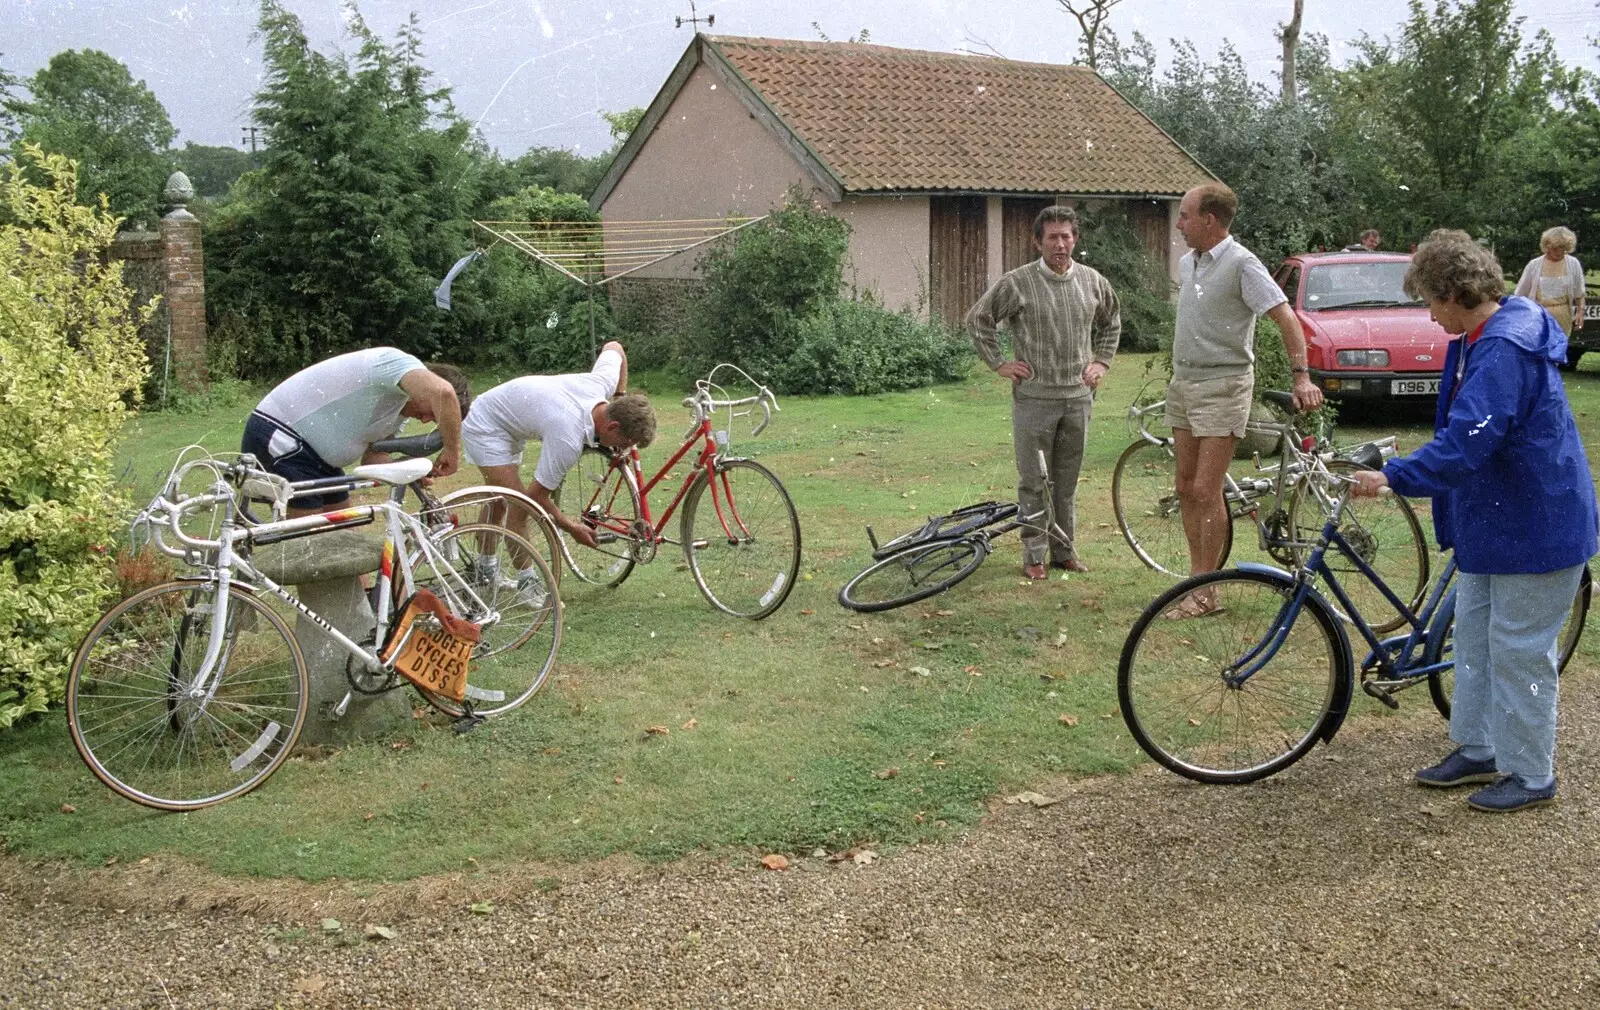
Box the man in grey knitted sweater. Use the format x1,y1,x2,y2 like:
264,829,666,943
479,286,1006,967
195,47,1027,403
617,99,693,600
966,205,1121,579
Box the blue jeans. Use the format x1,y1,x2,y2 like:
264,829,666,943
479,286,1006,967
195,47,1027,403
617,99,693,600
1450,564,1586,784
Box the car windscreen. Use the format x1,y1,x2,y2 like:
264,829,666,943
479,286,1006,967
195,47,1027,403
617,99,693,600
1302,262,1423,311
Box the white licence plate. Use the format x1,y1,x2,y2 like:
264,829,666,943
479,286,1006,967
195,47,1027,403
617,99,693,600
1391,378,1440,395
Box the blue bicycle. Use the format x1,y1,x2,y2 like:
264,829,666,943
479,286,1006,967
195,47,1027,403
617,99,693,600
1117,452,1590,784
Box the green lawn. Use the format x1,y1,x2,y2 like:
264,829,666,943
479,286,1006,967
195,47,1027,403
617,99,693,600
4,354,1598,882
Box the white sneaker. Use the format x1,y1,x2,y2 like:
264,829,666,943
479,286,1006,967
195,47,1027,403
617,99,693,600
516,571,549,609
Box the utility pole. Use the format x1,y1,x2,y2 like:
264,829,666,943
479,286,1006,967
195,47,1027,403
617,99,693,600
240,125,263,169
675,1,713,31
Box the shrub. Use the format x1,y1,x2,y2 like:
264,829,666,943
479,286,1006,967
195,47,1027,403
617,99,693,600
686,188,851,382
0,147,151,727
777,295,974,395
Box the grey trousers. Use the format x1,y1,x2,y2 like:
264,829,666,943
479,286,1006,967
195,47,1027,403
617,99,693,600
1012,392,1092,566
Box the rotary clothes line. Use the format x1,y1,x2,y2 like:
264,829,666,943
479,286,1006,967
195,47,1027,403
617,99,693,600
442,216,768,359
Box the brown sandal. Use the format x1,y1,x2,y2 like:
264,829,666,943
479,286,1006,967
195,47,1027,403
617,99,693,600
1162,592,1223,621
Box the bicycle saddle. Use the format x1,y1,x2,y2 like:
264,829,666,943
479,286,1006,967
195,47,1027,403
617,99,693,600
370,431,444,458
351,457,433,485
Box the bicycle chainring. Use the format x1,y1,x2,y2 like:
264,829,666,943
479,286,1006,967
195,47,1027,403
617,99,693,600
629,520,657,563
1264,509,1298,566
346,636,401,695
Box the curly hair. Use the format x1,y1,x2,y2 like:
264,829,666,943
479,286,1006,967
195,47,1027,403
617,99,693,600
1540,226,1577,255
606,393,657,448
1403,229,1505,310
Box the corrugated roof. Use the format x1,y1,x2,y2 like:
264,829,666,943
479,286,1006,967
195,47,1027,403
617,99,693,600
704,35,1213,196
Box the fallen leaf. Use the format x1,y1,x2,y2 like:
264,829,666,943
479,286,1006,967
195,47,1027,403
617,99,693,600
321,918,342,933
1187,717,1202,727
469,902,495,915
812,847,828,858
847,623,865,630
645,725,670,736
138,858,151,865
294,974,328,994
1420,804,1443,818
1058,714,1079,727
363,924,397,941
761,853,789,871
852,849,878,865
1053,633,1069,647
1004,791,1061,808
363,812,375,822
932,759,948,769
681,718,698,730
800,608,815,615
934,609,955,617
872,659,896,668
909,665,932,676
870,636,884,645
922,642,944,651
390,738,412,750
962,665,981,675
614,775,624,785
542,747,562,755
873,767,899,780
103,856,118,866
59,804,75,814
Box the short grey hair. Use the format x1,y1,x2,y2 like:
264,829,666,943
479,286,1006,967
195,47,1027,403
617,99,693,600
1541,226,1577,255
1033,205,1079,241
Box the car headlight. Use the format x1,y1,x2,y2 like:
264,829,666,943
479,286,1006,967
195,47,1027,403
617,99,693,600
1335,349,1390,367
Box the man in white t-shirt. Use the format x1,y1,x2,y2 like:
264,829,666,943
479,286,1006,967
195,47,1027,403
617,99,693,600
244,348,470,517
463,342,656,562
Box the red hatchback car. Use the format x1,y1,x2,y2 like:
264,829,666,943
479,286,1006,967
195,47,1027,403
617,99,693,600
1272,252,1449,403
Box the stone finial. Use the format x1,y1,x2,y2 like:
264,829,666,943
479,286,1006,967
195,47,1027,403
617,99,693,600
163,170,195,208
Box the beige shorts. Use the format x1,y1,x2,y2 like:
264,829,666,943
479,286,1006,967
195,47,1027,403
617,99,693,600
1164,373,1254,438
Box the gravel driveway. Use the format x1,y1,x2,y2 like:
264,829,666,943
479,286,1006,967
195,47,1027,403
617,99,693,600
5,673,1598,1009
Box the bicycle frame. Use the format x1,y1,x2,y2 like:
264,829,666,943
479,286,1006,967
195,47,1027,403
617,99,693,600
149,471,502,711
1224,486,1454,692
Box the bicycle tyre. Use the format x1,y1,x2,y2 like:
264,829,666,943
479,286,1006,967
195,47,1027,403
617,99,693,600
67,581,309,811
1118,568,1350,784
428,486,564,586
839,536,989,613
1288,459,1429,635
564,452,643,587
414,524,562,718
681,458,802,619
1112,439,1233,577
1425,564,1590,719
871,501,1018,559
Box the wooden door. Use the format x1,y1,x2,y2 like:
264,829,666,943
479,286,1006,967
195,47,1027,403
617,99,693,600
929,196,988,325
1002,197,1054,273
1127,199,1171,274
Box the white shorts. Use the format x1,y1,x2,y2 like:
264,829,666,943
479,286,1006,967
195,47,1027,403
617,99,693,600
462,421,525,468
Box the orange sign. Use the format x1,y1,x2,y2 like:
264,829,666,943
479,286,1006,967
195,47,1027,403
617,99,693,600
380,595,476,701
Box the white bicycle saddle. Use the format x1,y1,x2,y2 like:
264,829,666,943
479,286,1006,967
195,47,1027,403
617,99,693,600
350,457,433,486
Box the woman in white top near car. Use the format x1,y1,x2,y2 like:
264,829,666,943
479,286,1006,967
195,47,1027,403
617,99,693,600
1514,226,1586,349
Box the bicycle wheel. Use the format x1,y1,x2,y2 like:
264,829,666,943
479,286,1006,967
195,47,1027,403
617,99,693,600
1112,439,1232,577
681,458,802,619
413,524,562,718
67,581,308,811
1289,460,1429,635
1118,569,1350,784
428,486,563,585
839,536,989,613
1426,565,1590,719
563,452,643,587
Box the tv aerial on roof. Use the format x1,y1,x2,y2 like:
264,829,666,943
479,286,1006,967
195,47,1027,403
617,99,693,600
676,2,713,30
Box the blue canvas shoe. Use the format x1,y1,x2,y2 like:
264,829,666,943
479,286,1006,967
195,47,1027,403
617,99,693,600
1467,776,1557,813
1414,747,1498,788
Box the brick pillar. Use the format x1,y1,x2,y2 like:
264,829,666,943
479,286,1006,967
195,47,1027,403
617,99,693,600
160,171,207,392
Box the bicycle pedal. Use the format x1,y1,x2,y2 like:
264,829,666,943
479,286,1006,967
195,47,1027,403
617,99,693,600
452,712,486,735
1360,680,1401,710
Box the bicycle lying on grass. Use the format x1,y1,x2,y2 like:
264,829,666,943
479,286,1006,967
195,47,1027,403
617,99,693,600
1116,448,1590,785
68,451,561,811
1113,390,1429,634
837,450,1065,612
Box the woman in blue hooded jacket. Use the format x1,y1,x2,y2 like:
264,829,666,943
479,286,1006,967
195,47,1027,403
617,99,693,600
1353,229,1597,813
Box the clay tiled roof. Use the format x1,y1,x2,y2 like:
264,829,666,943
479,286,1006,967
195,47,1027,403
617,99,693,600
703,35,1212,196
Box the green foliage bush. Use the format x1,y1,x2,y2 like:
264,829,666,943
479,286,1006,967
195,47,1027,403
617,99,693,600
686,190,852,381
0,147,151,727
777,295,973,395
1073,205,1175,353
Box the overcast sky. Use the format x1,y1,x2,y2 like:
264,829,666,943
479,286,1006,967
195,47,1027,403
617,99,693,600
3,0,1595,157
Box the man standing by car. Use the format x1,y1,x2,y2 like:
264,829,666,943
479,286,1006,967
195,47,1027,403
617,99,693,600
1344,229,1381,252
244,348,470,518
967,205,1121,579
1166,183,1323,618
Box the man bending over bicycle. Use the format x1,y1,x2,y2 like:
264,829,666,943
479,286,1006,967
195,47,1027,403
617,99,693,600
243,348,471,518
462,342,656,580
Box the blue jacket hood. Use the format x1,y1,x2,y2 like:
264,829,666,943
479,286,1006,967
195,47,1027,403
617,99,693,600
1485,296,1567,363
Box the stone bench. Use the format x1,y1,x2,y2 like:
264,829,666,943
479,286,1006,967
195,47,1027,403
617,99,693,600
250,530,411,744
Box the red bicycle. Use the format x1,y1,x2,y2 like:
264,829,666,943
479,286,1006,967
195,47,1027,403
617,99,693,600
564,364,801,620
